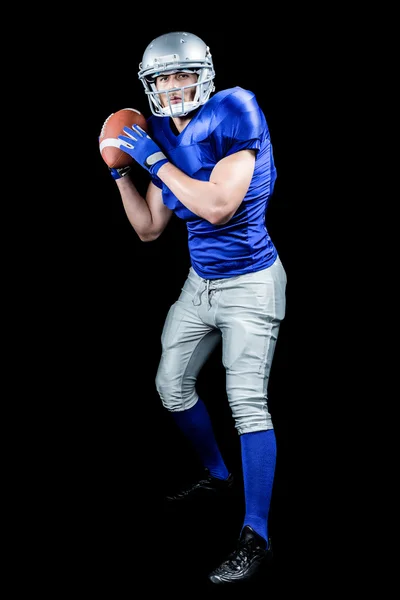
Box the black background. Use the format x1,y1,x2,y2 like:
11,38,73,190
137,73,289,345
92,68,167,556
31,27,333,594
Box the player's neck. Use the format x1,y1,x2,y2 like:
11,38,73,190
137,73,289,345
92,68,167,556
170,116,192,135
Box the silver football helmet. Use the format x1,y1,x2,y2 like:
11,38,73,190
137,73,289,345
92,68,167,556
138,32,215,117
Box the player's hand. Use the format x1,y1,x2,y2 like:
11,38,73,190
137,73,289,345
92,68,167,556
118,125,168,176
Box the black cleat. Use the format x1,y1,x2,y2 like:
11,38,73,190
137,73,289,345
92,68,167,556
165,469,234,503
208,525,273,585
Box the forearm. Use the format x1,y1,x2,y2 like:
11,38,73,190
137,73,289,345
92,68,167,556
115,177,156,240
157,162,225,224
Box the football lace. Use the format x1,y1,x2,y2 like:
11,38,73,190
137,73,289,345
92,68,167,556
100,113,114,138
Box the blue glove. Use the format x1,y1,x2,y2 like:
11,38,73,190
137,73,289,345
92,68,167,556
118,125,168,176
109,166,132,180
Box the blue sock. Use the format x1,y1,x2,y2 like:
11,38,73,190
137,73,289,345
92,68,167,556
170,399,230,480
240,429,277,544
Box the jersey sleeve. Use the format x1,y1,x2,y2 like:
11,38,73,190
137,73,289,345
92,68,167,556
213,88,267,158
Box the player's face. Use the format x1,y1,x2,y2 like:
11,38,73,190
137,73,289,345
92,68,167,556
155,72,198,108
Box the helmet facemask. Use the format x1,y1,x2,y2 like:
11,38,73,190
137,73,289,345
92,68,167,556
143,68,215,117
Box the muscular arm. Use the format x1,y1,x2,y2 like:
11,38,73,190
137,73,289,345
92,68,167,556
115,177,173,242
156,149,256,226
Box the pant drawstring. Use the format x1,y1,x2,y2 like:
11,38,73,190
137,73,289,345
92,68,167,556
193,279,213,309
206,280,211,308
193,280,206,306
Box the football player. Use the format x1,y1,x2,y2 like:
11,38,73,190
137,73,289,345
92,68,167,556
109,31,287,585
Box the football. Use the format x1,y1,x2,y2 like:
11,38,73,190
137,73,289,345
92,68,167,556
99,108,148,169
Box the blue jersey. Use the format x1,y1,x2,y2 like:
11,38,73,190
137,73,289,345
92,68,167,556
148,86,277,279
